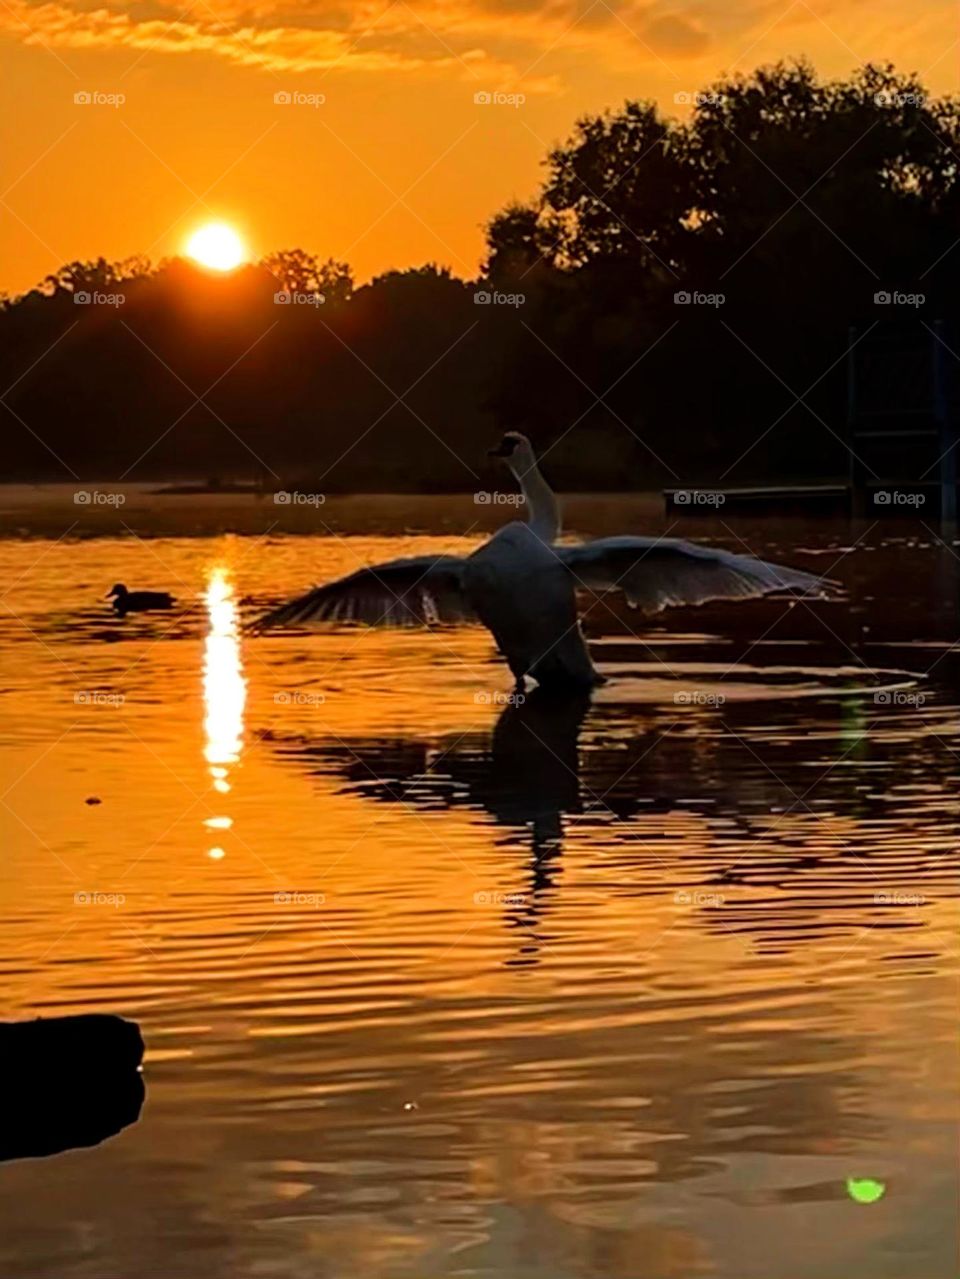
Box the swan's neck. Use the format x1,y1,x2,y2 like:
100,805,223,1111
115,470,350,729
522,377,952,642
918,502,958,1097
511,458,560,542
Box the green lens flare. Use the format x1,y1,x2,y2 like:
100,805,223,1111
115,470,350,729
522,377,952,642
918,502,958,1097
846,1177,886,1204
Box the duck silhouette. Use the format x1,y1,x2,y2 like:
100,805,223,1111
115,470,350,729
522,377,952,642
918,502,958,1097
107,583,175,617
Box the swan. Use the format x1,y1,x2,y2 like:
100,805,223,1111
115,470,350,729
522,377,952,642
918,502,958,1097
254,432,834,691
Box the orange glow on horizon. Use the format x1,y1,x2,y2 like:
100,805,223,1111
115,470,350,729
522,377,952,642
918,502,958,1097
0,0,956,296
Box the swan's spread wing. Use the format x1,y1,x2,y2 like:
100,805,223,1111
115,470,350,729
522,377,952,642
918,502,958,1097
557,537,834,613
253,555,474,630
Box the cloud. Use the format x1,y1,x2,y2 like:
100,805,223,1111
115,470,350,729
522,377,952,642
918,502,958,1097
2,0,713,83
639,12,709,56
0,0,555,82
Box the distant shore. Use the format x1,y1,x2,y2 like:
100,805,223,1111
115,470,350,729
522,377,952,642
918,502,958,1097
0,484,669,539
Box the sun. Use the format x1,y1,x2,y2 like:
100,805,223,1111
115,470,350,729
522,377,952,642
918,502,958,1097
185,222,246,272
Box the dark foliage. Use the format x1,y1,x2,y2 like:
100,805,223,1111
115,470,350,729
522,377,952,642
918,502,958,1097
3,62,958,491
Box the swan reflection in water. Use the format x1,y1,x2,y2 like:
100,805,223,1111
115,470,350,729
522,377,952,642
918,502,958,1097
476,689,591,854
266,687,795,858
202,566,246,858
270,686,593,846
266,687,596,958
264,680,953,967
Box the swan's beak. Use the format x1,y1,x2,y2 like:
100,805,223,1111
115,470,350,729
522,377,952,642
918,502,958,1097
488,440,514,458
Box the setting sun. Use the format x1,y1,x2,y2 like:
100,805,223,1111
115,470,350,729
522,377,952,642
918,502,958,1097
185,222,246,272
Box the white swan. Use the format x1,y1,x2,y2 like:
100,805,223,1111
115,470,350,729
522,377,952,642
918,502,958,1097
256,433,834,691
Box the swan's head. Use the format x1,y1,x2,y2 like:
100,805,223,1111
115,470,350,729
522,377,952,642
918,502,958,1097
106,583,127,598
489,431,535,472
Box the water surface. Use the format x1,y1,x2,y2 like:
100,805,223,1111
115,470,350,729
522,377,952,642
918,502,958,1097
0,502,956,1278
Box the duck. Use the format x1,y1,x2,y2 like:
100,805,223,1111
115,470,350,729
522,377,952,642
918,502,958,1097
254,432,835,691
107,583,175,617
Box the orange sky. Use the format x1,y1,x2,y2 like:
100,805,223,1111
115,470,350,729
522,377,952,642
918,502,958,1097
1,0,956,295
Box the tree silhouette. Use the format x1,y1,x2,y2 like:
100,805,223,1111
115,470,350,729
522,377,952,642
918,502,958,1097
1,61,957,490
260,249,353,302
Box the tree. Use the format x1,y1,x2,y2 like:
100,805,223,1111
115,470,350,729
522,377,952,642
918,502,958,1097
484,204,547,282
43,258,125,296
260,249,353,302
482,61,960,484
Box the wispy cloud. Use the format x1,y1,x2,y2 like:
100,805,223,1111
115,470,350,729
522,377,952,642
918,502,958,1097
1,0,951,88
1,0,712,82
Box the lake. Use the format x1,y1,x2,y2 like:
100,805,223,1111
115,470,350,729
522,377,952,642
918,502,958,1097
0,494,956,1278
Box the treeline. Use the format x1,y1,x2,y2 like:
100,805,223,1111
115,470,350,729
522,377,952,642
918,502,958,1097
2,60,958,491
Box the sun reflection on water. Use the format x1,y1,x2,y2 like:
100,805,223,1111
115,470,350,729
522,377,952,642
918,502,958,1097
203,566,246,853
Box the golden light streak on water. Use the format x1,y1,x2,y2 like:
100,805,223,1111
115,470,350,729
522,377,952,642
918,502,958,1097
202,565,246,855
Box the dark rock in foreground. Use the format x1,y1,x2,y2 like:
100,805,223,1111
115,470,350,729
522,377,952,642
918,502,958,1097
0,1014,144,1160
